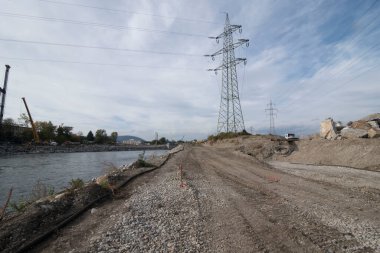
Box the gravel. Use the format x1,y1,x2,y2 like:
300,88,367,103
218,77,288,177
87,155,204,252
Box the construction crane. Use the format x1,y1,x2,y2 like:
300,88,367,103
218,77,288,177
21,97,40,143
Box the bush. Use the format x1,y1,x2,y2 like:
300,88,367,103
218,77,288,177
9,200,27,213
6,181,55,214
31,180,55,201
207,130,251,142
69,178,84,189
98,179,110,189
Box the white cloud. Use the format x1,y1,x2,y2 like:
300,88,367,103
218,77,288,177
0,0,379,140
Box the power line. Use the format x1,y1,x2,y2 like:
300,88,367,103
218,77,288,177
277,42,380,109
274,1,380,106
265,99,277,135
281,61,380,114
0,38,203,57
0,55,204,71
206,13,249,133
37,0,220,25
0,11,209,38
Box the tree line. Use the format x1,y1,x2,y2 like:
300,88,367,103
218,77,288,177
0,113,118,144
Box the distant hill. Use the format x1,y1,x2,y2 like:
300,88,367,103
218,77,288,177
117,135,146,143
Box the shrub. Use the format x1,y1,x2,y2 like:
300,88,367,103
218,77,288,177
31,180,55,201
98,179,110,189
9,200,27,213
207,130,251,142
69,178,84,189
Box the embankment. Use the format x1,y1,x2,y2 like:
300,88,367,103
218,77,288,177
207,135,380,171
274,138,380,171
0,145,183,252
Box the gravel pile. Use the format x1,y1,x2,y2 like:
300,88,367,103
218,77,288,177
88,161,204,252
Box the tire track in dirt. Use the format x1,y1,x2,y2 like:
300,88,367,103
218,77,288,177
190,146,377,252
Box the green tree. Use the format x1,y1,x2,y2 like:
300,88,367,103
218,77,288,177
0,118,15,141
35,121,56,141
56,124,73,144
158,137,167,144
110,132,118,143
86,130,95,141
17,113,30,127
95,129,107,144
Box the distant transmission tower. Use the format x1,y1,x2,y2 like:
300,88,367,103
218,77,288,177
265,99,278,135
205,13,249,133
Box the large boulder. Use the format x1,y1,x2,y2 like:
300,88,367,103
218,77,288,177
350,120,372,130
320,118,338,140
360,113,380,122
368,128,380,138
368,120,380,129
341,127,368,139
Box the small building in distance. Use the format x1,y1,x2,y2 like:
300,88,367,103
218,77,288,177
122,139,142,145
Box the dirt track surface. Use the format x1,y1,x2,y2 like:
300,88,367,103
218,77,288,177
34,145,379,252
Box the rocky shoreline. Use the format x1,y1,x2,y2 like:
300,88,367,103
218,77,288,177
0,145,184,252
0,144,170,157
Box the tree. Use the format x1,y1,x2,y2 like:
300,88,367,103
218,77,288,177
95,129,107,144
35,121,56,141
110,132,118,143
86,131,95,141
18,113,30,127
56,124,73,144
0,118,15,141
158,137,167,144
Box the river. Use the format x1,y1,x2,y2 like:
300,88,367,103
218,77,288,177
0,150,167,205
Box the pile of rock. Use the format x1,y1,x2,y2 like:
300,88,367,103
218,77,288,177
320,113,380,140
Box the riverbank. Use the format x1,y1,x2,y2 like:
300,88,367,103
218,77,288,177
0,150,168,205
31,144,379,252
0,144,170,157
0,145,183,252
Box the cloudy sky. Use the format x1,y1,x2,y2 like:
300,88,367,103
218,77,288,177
0,0,379,140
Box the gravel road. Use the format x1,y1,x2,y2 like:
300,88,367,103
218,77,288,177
34,145,379,252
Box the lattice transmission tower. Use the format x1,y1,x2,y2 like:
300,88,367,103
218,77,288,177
205,13,249,133
265,99,278,135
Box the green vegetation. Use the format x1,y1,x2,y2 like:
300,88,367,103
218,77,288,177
9,200,27,213
110,132,118,143
69,178,85,190
86,130,95,141
207,130,251,142
149,137,168,145
31,180,55,200
0,114,118,145
98,179,110,190
7,180,55,213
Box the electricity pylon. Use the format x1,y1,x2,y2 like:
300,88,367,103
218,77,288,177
265,99,278,135
205,13,249,133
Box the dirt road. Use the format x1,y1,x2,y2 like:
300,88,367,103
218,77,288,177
35,145,379,252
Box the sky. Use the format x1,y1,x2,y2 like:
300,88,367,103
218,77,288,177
0,0,379,140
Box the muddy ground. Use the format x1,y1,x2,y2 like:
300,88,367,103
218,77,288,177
33,143,379,253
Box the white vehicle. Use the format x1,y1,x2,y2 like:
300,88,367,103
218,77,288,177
284,133,299,140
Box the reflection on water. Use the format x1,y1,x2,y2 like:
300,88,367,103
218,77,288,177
0,150,166,204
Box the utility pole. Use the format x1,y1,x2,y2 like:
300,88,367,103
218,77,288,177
205,13,249,133
265,99,277,135
0,65,11,127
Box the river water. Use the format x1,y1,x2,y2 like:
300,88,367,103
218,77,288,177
0,150,167,205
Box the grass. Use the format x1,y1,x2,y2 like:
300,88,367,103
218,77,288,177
31,180,55,200
207,130,251,142
9,199,27,213
135,158,154,168
69,178,84,190
8,181,55,213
